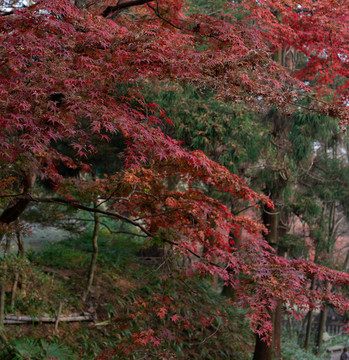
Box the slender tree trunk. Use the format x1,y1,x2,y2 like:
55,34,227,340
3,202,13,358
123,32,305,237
304,309,314,350
253,203,288,360
253,209,279,360
315,305,328,356
304,279,315,350
0,236,12,326
344,249,349,271
10,272,19,311
304,310,313,350
16,228,25,257
10,229,25,310
82,201,100,302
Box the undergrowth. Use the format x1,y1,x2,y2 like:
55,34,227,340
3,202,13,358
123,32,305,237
0,231,324,359
0,232,254,359
281,337,324,360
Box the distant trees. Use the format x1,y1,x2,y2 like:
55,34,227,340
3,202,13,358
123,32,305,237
0,0,348,357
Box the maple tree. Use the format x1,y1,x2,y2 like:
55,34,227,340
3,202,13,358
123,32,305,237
0,0,349,356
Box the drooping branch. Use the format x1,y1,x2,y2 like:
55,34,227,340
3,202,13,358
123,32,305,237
71,218,148,237
27,195,153,236
1,194,223,267
146,1,183,30
101,0,154,18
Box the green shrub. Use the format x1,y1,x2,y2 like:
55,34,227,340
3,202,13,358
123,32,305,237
281,338,323,360
1,338,76,360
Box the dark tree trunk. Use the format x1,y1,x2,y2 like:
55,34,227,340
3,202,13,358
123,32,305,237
304,310,313,350
304,279,315,350
253,309,275,360
16,228,25,257
253,204,287,360
273,301,282,360
253,335,274,360
0,236,12,326
315,306,328,355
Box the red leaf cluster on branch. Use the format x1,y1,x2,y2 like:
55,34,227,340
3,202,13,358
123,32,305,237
0,0,348,345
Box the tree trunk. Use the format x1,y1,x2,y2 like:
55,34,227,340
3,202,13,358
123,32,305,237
10,228,25,310
315,305,328,355
262,208,279,246
304,310,313,351
16,228,25,257
304,279,315,350
253,309,275,360
253,207,283,360
253,43,294,359
10,272,19,311
273,301,282,360
0,236,12,326
82,201,100,302
343,249,349,271
253,334,274,360
252,302,282,360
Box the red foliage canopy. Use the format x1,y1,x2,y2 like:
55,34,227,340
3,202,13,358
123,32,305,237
0,0,348,344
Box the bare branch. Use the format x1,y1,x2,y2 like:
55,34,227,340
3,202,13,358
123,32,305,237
25,195,153,236
146,1,182,30
73,218,148,237
101,0,154,18
3,194,223,268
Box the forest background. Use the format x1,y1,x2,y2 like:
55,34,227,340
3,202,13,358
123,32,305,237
0,0,348,359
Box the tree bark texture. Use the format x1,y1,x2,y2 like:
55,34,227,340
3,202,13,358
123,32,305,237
304,310,314,351
304,279,315,350
316,306,328,355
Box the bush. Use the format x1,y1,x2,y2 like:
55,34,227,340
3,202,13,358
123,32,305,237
281,337,323,360
1,338,76,360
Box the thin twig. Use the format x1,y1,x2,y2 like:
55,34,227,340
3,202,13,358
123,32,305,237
200,322,221,344
54,302,63,331
146,1,182,30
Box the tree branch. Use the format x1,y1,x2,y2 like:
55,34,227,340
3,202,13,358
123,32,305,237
25,195,153,236
101,0,154,18
4,194,223,268
73,218,148,237
146,1,182,30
